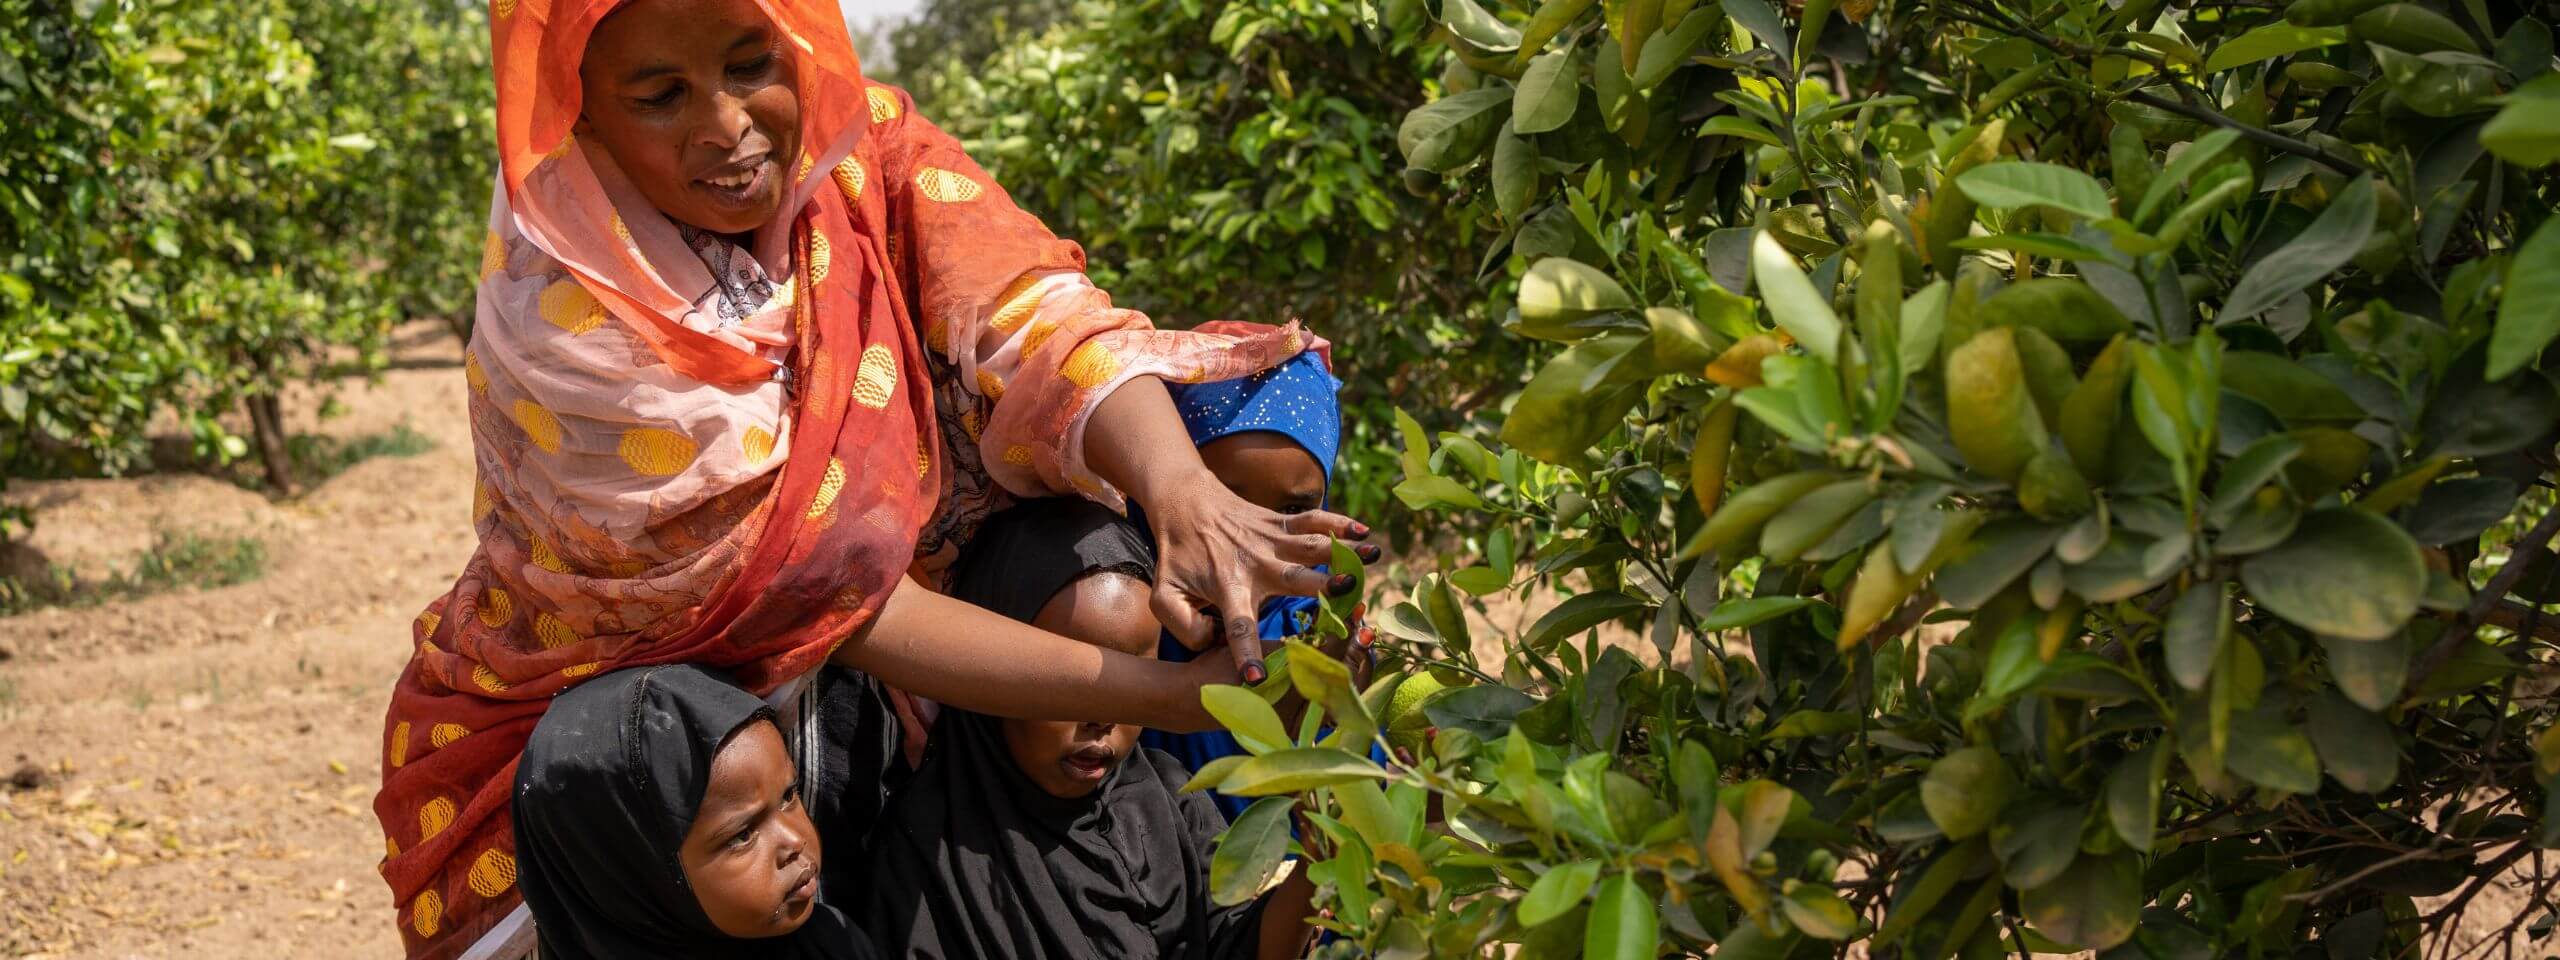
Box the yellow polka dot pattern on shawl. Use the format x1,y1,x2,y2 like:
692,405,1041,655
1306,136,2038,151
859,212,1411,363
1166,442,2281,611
1063,342,1122,389
528,537,570,575
471,664,510,693
512,400,563,454
386,835,398,859
989,273,1046,333
619,427,698,476
833,157,866,202
741,425,777,464
464,351,488,396
472,482,497,522
564,661,601,679
478,588,514,628
914,168,983,203
546,133,576,162
430,722,469,748
1003,445,1035,467
927,317,952,354
852,344,899,410
388,722,411,768
467,848,518,898
808,230,832,285
539,279,605,336
867,85,901,123
480,230,506,282
796,152,815,183
418,797,457,840
1019,319,1060,359
807,458,846,520
976,370,1005,400
533,612,577,650
492,0,515,19
611,215,631,243
412,889,443,938
916,443,931,478
415,610,441,638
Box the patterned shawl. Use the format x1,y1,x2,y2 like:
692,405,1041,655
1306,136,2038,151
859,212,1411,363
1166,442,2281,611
373,2,1308,956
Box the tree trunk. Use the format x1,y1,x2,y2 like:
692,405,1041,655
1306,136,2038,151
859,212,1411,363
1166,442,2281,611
245,392,297,497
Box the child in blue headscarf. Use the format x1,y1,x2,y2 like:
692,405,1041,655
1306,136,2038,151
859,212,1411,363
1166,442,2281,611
1136,349,1351,821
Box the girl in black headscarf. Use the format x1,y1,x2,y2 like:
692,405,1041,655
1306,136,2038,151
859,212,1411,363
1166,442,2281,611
855,565,1319,959
512,663,879,960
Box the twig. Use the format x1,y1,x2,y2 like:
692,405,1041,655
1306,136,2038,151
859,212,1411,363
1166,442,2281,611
2479,600,2560,642
2120,90,2369,175
2413,507,2560,688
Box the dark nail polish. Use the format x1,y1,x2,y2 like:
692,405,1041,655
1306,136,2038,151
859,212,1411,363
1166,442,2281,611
1347,522,1372,540
1355,626,1374,648
1241,663,1267,684
1355,544,1383,563
1326,573,1356,596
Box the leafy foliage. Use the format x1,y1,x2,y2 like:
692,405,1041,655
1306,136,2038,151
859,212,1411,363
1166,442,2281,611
1180,0,2560,954
890,0,1529,523
0,0,492,481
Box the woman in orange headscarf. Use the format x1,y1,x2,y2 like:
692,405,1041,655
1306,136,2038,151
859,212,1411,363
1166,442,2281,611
374,1,1377,955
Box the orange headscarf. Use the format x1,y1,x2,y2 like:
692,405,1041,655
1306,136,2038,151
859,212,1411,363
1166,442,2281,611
376,2,1309,955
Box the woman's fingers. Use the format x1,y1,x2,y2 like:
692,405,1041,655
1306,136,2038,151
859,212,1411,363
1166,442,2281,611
1153,590,1217,652
1281,510,1372,543
1216,586,1267,683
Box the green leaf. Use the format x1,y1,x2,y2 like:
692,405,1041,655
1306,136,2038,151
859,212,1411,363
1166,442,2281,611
2218,351,2367,424
1951,232,2118,262
1975,278,2134,342
2489,212,2560,380
1492,122,1535,221
1181,754,1250,793
2226,710,2323,794
1449,565,1510,596
1701,595,1815,630
1585,873,1659,959
2480,73,2560,168
1424,684,1540,740
1752,231,1848,363
2105,742,2167,851
2307,690,2400,792
2239,508,2426,641
1202,684,1292,754
1993,803,2083,890
2134,128,2244,226
2324,630,2413,712
1723,0,1792,67
1218,747,1393,796
2219,175,2378,320
2164,579,2230,693
1441,0,1524,50
1513,50,1581,134
1209,797,1296,905
1702,115,1785,147
1517,258,1638,337
2203,23,2347,73
1397,88,1514,173
1955,162,2114,221
1922,746,2016,840
1527,591,1652,650
1781,883,1861,939
1513,0,1600,65
1521,860,1602,926
1501,333,1651,467
2022,852,2142,950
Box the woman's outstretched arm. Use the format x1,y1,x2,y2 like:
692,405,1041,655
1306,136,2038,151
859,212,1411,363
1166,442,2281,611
831,573,1252,732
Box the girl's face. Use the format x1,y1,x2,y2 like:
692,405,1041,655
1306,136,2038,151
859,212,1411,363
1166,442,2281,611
679,720,822,938
578,0,802,235
1199,433,1326,515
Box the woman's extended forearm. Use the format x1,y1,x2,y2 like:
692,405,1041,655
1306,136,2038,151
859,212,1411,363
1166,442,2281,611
1084,375,1217,511
831,574,1219,731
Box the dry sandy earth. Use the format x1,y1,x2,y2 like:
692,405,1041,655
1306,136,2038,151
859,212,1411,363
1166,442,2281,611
0,321,2546,959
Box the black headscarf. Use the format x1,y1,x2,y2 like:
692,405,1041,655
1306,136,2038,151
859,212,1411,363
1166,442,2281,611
512,664,877,960
857,708,1269,959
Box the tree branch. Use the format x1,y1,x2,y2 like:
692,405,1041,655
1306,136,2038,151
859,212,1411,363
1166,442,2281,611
2413,507,2560,688
2121,89,2370,176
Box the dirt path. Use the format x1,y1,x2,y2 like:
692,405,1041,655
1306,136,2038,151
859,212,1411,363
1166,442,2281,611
1,324,472,959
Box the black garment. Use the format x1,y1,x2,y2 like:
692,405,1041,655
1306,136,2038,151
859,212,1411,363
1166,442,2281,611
512,664,878,960
858,708,1268,959
946,497,1156,624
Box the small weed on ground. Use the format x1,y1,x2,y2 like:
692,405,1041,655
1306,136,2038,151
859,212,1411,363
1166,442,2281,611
0,531,267,616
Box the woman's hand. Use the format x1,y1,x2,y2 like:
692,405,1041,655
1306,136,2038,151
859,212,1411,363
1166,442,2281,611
1083,377,1383,684
1140,471,1378,681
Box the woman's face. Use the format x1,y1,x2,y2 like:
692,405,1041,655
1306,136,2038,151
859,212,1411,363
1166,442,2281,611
1199,433,1326,515
679,720,822,939
578,0,802,235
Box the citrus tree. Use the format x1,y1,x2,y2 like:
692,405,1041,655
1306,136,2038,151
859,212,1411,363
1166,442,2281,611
0,0,491,492
1185,0,2560,954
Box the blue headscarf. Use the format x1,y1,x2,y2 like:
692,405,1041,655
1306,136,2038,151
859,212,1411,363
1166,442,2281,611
1164,349,1344,485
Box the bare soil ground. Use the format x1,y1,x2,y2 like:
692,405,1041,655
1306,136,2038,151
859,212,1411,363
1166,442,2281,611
0,321,2546,959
